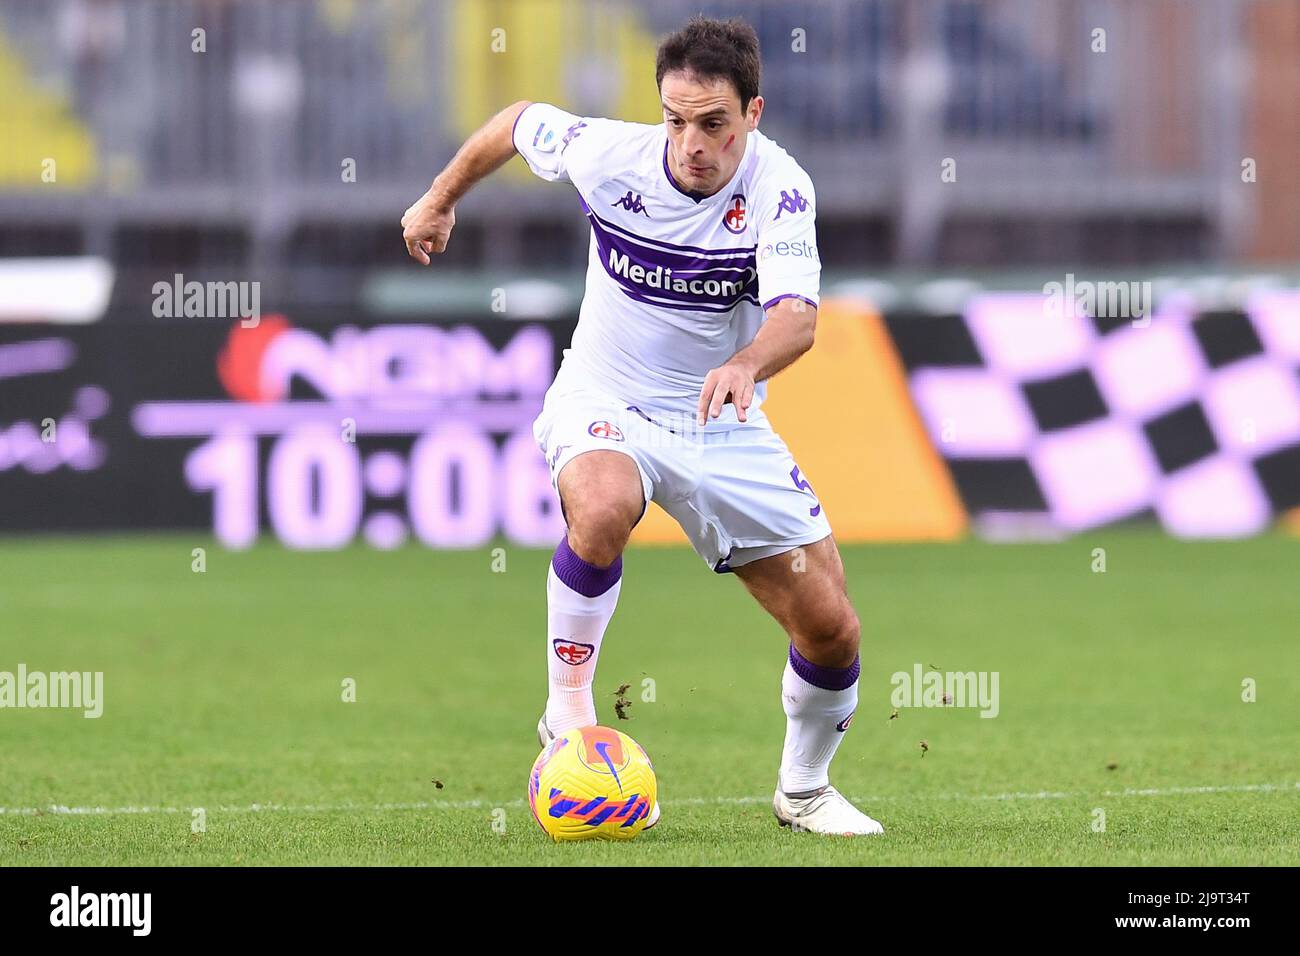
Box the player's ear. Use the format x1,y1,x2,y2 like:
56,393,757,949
747,95,764,130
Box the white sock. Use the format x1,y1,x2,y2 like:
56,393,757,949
778,647,860,795
545,538,622,733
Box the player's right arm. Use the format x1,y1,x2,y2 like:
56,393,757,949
402,101,599,264
401,100,533,265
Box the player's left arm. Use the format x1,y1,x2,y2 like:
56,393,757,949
697,170,821,426
697,297,816,425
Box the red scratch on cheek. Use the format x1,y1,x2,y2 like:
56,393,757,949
724,134,735,151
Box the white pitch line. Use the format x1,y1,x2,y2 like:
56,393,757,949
1,782,1294,818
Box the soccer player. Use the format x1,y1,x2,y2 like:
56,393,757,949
402,16,883,835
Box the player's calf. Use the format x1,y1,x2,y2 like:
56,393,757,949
543,450,645,735
735,537,872,819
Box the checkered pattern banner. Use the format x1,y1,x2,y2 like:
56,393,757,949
884,293,1300,536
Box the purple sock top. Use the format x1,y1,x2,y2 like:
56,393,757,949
788,644,860,691
552,535,622,597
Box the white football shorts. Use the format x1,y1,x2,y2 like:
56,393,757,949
532,383,831,571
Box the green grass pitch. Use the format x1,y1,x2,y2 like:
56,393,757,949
0,530,1296,866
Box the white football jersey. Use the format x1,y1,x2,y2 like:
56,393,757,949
512,102,821,420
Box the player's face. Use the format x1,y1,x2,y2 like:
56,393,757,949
661,71,763,197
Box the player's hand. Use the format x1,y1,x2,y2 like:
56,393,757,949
697,362,756,425
401,188,456,265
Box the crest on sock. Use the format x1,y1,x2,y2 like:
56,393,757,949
553,638,595,666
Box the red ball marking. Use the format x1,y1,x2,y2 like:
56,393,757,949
724,134,736,151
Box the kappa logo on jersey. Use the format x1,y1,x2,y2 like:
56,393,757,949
588,420,624,441
612,191,650,217
561,120,588,154
836,711,855,733
553,638,595,666
774,188,810,220
723,194,748,234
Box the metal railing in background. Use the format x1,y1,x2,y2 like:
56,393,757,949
0,0,1246,273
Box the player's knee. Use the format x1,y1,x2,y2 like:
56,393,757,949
838,605,862,656
801,602,860,664
565,498,638,567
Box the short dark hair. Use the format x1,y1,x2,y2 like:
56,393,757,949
655,16,761,112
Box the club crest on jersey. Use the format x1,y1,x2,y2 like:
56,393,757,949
836,711,855,733
588,420,624,441
723,194,748,234
552,638,595,666
612,191,650,218
774,189,810,220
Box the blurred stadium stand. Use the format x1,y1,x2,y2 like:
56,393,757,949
0,0,1294,311
4,0,1300,544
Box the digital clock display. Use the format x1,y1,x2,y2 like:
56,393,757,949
132,316,566,549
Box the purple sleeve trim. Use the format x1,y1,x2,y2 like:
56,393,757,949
763,294,819,312
510,102,535,154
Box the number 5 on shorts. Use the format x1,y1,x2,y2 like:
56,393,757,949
790,465,821,517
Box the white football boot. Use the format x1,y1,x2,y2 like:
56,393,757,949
773,784,885,836
536,713,660,829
